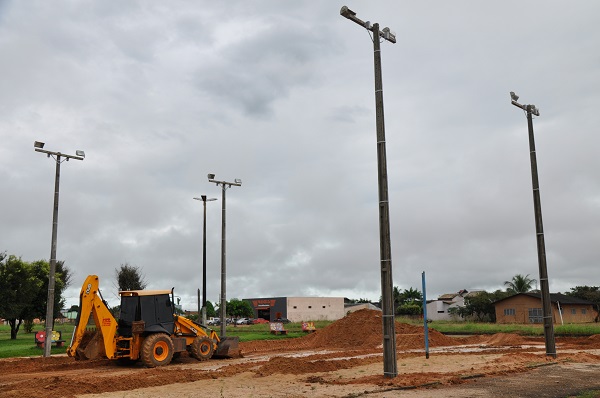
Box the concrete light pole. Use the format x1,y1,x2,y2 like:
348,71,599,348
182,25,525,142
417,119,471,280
510,92,556,358
340,6,398,378
207,174,242,337
34,141,84,357
193,195,217,325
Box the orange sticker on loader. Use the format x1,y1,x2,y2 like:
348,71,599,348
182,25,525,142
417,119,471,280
102,318,112,326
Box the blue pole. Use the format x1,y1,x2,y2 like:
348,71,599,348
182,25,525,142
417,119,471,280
422,271,429,359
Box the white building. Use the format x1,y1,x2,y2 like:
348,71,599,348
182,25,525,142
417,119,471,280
245,296,345,322
426,289,482,321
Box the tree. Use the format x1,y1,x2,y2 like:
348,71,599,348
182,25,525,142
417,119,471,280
394,288,423,315
388,286,423,314
392,286,402,309
397,303,422,315
116,263,147,291
0,255,42,339
0,255,73,338
226,299,253,318
504,274,537,293
346,298,372,304
30,260,72,324
451,290,509,322
206,301,216,318
567,286,600,322
400,287,423,305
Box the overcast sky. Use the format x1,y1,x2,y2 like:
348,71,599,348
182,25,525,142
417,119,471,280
1,1,599,311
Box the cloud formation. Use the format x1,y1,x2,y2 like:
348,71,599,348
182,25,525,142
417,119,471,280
1,1,599,310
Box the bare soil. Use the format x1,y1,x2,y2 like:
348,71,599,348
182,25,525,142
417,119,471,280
2,309,600,398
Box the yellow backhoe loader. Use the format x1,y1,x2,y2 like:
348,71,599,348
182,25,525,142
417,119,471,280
67,275,238,367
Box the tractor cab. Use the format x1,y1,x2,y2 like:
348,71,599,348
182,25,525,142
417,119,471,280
118,290,175,337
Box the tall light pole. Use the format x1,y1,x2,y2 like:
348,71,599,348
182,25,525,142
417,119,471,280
510,92,556,358
193,195,217,325
207,173,242,337
34,141,85,357
341,6,398,378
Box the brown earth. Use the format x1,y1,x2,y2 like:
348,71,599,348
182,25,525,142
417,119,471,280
1,309,600,398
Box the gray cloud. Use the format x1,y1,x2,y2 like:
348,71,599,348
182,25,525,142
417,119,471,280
1,1,599,310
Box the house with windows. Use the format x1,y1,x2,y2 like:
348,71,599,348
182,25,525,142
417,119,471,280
494,292,597,324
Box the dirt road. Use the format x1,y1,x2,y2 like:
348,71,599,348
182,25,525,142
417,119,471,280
1,310,599,398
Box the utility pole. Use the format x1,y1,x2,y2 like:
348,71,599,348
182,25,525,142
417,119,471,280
34,141,85,357
341,6,398,378
510,92,556,358
207,174,242,337
193,195,217,325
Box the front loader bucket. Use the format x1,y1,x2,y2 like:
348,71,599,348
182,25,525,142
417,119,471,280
75,331,103,360
213,336,240,358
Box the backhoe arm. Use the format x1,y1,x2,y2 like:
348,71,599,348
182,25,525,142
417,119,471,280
67,275,118,359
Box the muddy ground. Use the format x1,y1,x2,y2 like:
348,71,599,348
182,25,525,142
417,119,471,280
1,309,600,398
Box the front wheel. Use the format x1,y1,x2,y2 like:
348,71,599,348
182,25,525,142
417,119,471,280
190,336,214,361
141,334,174,367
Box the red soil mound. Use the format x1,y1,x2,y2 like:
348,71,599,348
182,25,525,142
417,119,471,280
486,333,527,346
240,309,457,354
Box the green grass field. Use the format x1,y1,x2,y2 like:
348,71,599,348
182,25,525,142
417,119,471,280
0,323,73,358
1,318,598,359
404,318,600,336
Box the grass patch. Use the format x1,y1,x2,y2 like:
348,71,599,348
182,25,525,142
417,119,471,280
222,320,332,342
570,390,600,398
400,319,600,336
0,324,73,358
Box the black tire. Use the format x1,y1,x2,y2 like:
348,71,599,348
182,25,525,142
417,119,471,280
190,336,214,361
141,334,174,368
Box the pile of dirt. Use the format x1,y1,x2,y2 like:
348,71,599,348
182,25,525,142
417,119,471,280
240,309,458,354
306,309,459,350
486,333,527,346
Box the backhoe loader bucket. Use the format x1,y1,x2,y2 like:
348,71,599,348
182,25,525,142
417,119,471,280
75,331,104,360
213,336,240,358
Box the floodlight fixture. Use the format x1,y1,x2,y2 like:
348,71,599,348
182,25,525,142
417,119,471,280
234,178,242,184
340,5,356,18
382,27,396,42
75,150,85,158
34,141,45,149
207,173,215,180
193,196,217,202
510,91,540,116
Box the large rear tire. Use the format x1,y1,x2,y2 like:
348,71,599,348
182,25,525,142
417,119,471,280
190,336,214,361
141,334,174,367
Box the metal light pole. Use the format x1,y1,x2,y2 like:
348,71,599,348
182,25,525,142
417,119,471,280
341,6,398,378
193,195,217,325
207,174,242,337
510,92,557,358
34,141,84,357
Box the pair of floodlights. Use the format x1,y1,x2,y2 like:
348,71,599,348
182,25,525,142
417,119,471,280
510,91,540,116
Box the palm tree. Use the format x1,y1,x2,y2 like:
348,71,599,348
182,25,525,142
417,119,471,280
504,274,537,293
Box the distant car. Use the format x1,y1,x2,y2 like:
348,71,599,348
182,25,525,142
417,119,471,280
252,318,269,324
274,317,290,324
235,318,250,325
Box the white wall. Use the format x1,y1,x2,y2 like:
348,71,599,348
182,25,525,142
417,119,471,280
286,297,345,322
